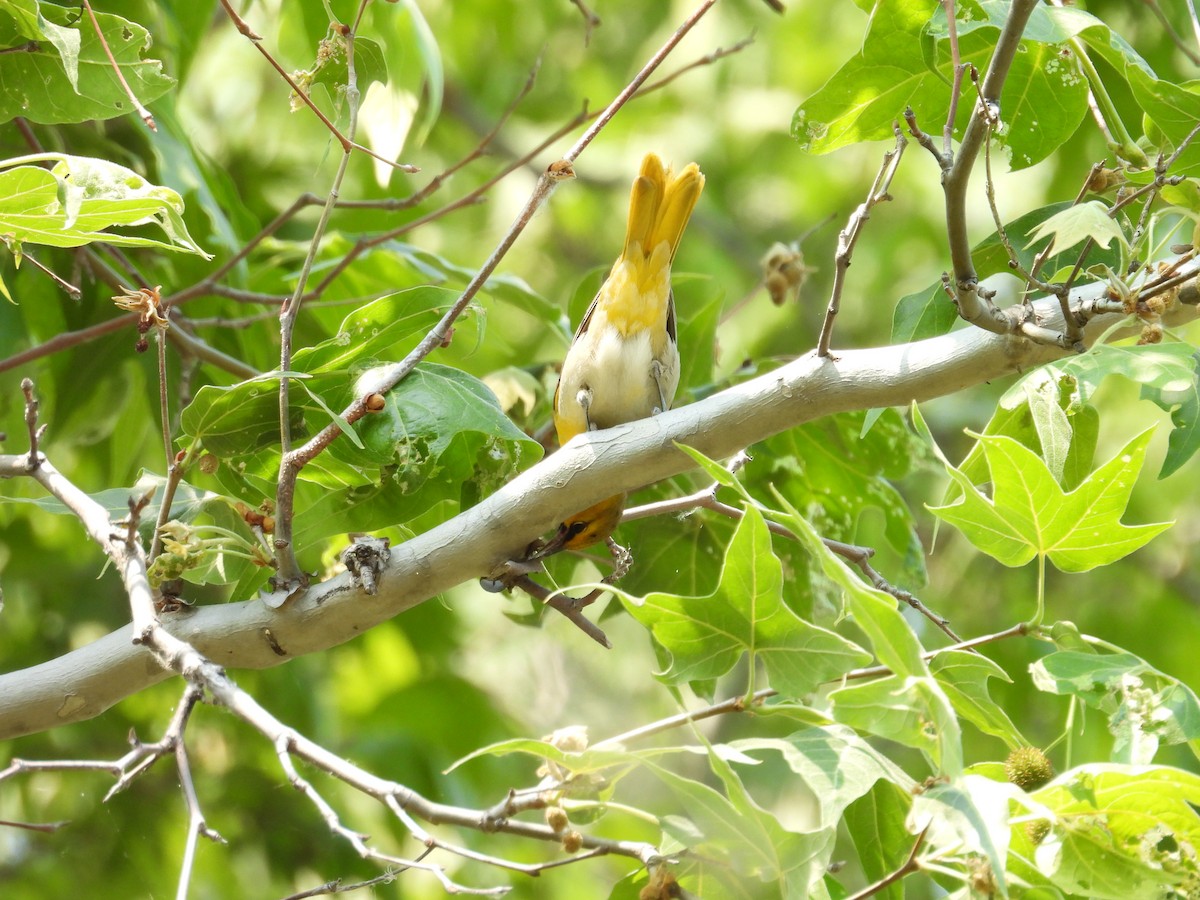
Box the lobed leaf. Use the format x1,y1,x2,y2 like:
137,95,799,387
620,505,871,698
928,428,1171,572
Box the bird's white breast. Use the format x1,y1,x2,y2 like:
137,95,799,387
557,322,679,437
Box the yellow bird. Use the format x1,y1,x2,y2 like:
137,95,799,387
539,153,705,557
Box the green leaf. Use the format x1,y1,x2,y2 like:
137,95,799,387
444,736,630,776
0,470,219,526
966,368,1098,491
758,410,927,586
1025,376,1072,485
1022,344,1197,404
844,781,915,900
0,155,208,256
891,283,958,344
990,38,1089,171
928,429,1171,572
828,674,962,771
1024,200,1128,257
340,363,537,467
912,775,1022,897
930,650,1025,748
792,1,944,154
1140,350,1200,479
844,782,907,900
1032,765,1200,897
292,286,458,374
180,371,308,458
795,0,1093,170
646,754,831,894
1007,345,1196,480
892,201,1127,343
772,496,928,677
772,449,961,774
620,505,871,697
1126,66,1200,175
973,201,1070,279
303,33,388,107
674,442,740,489
396,0,443,146
0,1,174,125
1031,649,1200,764
729,725,917,829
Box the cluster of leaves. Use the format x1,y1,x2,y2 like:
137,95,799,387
2,1,1200,899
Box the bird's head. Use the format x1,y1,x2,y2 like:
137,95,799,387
536,494,626,557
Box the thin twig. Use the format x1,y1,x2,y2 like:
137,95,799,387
0,13,746,382
1188,0,1200,53
4,387,663,890
217,0,417,174
16,250,82,298
941,0,1039,333
628,487,960,641
278,871,400,900
157,310,173,485
272,8,369,587
167,321,260,379
566,2,717,165
595,623,1031,751
569,0,601,45
509,573,612,648
173,687,225,900
1141,0,1200,64
817,123,907,356
0,818,69,833
845,824,930,900
940,0,961,155
80,0,156,130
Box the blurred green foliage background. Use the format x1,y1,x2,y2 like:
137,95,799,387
2,0,1199,897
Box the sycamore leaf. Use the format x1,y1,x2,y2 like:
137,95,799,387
646,758,828,893
1032,765,1200,898
828,674,964,773
845,781,914,900
769,493,964,774
1024,200,1128,256
1140,350,1200,479
911,776,1023,898
620,505,870,697
728,726,916,830
928,428,1170,572
930,650,1025,749
1031,648,1200,765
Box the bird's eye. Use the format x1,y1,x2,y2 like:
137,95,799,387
566,521,588,539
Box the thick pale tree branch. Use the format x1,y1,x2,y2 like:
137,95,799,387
1,267,1196,740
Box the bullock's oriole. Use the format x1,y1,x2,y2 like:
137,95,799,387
538,153,704,557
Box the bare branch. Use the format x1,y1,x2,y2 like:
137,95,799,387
1,268,1196,737
817,123,907,356
569,0,601,45
80,0,156,130
942,0,1039,333
272,11,371,587
845,824,930,900
940,0,961,155
14,249,81,298
217,0,417,173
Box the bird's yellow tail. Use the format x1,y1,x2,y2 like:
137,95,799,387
621,153,705,273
